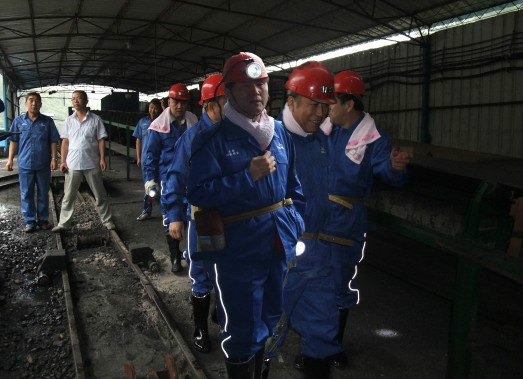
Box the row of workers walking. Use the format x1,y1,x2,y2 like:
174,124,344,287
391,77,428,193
135,52,411,379
5,51,411,379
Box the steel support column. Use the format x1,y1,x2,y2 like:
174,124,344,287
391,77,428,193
447,180,491,379
125,121,130,181
420,39,432,144
447,258,480,379
2,77,8,152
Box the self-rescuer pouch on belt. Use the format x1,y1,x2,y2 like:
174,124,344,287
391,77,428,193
193,208,226,252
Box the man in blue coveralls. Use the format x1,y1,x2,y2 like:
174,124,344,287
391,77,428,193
278,61,342,379
5,92,60,232
163,73,226,353
133,98,161,221
186,52,305,379
323,69,411,368
143,83,198,273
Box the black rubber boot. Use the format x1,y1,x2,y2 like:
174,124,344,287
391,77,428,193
253,348,271,379
211,305,219,324
191,292,211,353
225,356,255,379
330,308,349,368
303,356,331,379
165,234,183,273
294,354,304,371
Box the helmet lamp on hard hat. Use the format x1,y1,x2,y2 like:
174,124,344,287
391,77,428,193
223,52,268,84
246,62,263,79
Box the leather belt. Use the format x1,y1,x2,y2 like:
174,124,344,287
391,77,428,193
301,232,354,247
223,198,293,224
328,194,364,209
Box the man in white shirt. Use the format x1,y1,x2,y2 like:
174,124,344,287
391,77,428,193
52,90,115,232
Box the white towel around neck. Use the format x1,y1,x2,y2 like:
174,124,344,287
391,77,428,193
224,103,274,150
148,107,198,133
345,113,381,164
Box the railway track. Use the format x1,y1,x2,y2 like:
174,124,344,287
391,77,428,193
0,170,64,190
0,173,19,188
48,188,209,379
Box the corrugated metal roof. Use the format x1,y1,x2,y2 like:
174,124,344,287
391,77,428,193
0,0,513,92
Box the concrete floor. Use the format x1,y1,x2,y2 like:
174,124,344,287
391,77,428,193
5,151,519,379
103,152,522,379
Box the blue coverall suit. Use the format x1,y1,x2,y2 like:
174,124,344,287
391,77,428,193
162,112,215,294
143,119,187,231
280,127,344,359
9,113,60,227
324,113,407,310
133,116,154,215
186,117,305,359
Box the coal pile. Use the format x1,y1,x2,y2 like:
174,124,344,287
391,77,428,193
0,207,75,379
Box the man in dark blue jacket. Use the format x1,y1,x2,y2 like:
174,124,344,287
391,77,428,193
143,84,197,272
5,92,60,232
186,52,305,379
278,61,341,379
134,98,161,221
162,74,226,353
323,70,410,369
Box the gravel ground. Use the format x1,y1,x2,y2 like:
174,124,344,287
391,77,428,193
0,187,75,379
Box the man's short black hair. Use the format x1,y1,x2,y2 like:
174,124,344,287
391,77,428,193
25,92,41,102
149,98,161,107
335,93,364,112
73,90,88,101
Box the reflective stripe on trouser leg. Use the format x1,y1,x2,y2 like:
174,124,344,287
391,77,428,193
213,250,286,359
162,214,169,233
141,166,152,214
330,238,366,309
185,220,213,294
161,181,169,232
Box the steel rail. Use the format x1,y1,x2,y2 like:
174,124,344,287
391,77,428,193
48,189,86,379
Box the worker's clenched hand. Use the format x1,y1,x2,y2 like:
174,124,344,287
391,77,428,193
169,221,185,240
249,150,276,181
390,146,413,172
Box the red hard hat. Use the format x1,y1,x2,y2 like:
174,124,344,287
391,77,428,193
199,74,225,105
168,83,190,100
223,52,268,84
334,70,366,96
284,61,335,104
